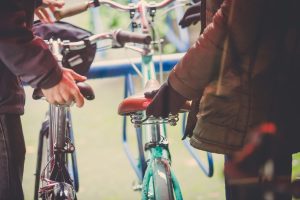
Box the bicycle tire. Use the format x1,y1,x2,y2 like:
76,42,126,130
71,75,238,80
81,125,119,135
152,158,175,200
67,114,80,192
34,118,50,200
70,148,80,192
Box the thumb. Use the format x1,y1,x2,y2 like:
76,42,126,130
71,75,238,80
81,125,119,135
70,70,87,82
145,90,158,98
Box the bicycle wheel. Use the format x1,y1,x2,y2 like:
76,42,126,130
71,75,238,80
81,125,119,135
34,118,51,200
67,112,80,192
152,158,175,200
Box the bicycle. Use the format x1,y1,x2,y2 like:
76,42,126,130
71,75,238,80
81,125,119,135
54,0,214,199
32,29,150,200
110,1,192,199
32,37,95,199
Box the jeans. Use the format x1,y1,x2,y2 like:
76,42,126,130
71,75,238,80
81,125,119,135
0,114,25,200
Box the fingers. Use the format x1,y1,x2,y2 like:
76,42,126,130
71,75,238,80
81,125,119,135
146,95,169,118
179,3,201,28
61,90,74,105
69,69,87,82
64,70,85,107
186,13,201,22
72,88,84,108
178,19,186,28
35,0,65,23
192,0,201,3
145,82,187,118
43,86,84,107
64,71,85,107
35,8,53,23
180,14,201,28
53,95,65,105
144,90,158,98
147,108,169,118
146,102,169,118
34,10,45,22
41,68,86,107
41,8,53,23
50,0,65,8
43,0,65,8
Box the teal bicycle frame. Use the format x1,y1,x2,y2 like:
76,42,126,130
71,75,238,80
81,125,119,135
139,52,183,199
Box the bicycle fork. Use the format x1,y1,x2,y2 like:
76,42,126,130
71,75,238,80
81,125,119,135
141,122,183,200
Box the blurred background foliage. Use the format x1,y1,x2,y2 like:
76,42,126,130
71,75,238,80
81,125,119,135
62,0,199,56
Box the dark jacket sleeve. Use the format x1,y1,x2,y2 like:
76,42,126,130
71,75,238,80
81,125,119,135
168,0,231,99
0,0,62,89
168,0,270,99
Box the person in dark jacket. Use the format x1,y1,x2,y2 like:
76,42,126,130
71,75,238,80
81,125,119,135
0,0,87,199
146,0,300,199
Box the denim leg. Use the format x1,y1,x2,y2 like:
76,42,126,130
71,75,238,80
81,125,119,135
0,114,26,200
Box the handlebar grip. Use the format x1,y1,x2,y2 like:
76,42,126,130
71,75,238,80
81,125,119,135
77,82,95,100
115,30,152,46
54,2,90,21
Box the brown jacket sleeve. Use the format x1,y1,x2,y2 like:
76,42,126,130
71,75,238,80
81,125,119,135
0,0,62,89
168,0,231,99
168,0,269,99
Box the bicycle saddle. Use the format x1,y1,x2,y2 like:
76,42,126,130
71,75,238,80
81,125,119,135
32,82,95,101
118,79,191,115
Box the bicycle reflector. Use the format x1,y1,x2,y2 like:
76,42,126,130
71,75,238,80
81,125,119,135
32,20,96,76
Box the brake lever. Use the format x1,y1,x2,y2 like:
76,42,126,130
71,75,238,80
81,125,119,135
124,44,151,55
112,40,123,48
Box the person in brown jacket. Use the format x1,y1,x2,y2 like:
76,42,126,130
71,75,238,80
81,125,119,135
146,0,300,199
0,0,87,199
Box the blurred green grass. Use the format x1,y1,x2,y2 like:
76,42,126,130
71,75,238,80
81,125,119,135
22,77,226,200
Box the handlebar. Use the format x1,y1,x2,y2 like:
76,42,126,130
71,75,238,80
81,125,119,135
54,0,176,20
58,30,151,51
114,30,152,46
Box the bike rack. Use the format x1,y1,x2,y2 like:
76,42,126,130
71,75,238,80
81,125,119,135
122,74,145,182
181,113,214,177
86,53,214,178
87,53,185,79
